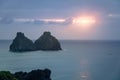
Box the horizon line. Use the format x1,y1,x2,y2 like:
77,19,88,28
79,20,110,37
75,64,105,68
0,39,120,41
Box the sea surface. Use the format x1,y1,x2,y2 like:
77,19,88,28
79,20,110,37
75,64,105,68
0,40,120,80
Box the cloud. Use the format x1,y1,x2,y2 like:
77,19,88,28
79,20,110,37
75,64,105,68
14,18,72,25
108,14,120,18
33,19,66,25
14,18,34,22
0,17,73,25
62,17,73,25
0,17,2,20
33,20,45,24
0,17,14,24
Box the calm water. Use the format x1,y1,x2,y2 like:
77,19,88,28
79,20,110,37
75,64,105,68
0,40,120,80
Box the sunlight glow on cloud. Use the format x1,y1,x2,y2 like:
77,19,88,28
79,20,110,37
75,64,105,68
0,17,99,25
39,19,65,22
72,17,96,25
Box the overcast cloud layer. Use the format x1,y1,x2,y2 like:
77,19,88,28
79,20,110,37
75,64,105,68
0,0,120,40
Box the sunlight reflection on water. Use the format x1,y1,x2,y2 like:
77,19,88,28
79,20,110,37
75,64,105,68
79,59,90,80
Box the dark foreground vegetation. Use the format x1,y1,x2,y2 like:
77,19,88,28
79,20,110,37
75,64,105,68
0,69,51,80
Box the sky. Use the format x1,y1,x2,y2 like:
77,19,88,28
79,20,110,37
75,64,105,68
0,0,120,40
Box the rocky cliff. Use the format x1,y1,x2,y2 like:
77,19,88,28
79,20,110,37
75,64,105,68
34,31,62,50
9,32,62,52
0,69,51,80
10,32,34,52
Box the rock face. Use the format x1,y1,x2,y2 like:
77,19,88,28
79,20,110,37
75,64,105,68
34,31,62,50
0,69,51,80
10,32,34,52
14,69,51,80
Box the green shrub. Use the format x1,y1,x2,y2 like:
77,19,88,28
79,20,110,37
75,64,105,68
0,71,17,80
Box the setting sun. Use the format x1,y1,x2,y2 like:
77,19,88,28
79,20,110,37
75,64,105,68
72,16,96,26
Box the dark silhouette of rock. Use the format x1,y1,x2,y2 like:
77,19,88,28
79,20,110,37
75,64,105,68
9,31,62,52
14,69,51,80
0,69,51,80
10,32,34,52
34,31,62,50
14,71,27,80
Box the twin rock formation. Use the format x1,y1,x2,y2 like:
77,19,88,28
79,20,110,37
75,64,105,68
10,32,62,52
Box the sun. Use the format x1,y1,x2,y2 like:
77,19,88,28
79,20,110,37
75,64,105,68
72,16,96,26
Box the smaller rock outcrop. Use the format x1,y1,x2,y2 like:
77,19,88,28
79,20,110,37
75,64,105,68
0,69,51,80
10,32,34,52
34,31,62,50
14,69,51,80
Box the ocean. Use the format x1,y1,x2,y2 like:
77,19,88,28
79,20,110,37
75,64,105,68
0,40,120,80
